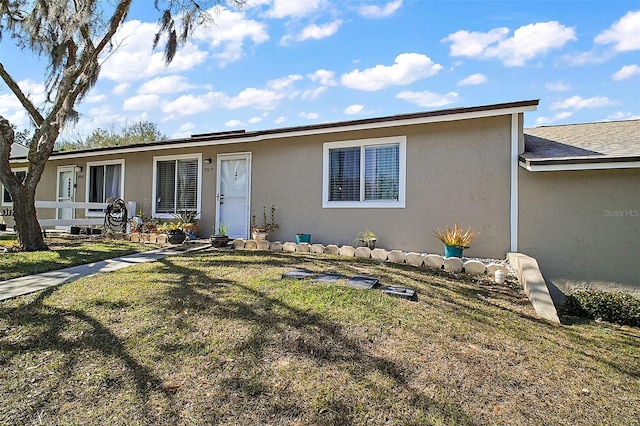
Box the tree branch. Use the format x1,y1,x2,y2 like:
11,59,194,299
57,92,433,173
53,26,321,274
0,62,45,126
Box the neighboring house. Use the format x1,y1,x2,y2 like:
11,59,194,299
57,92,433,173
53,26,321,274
519,120,640,299
4,100,638,297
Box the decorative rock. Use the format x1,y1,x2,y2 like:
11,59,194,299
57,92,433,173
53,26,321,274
387,250,406,264
339,245,355,257
149,234,157,243
156,234,167,244
424,254,443,269
354,247,371,259
257,241,270,250
443,257,464,273
463,260,487,275
130,233,140,243
371,248,388,261
310,244,325,254
325,245,340,255
405,252,425,267
297,242,311,253
232,238,246,249
269,241,283,251
244,240,258,250
282,242,297,252
487,263,509,276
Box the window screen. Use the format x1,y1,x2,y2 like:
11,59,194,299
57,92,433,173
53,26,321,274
329,147,360,201
364,144,399,201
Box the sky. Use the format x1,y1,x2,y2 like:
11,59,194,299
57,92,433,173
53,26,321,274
1,0,639,141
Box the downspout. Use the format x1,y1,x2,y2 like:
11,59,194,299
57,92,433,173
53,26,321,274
510,113,519,252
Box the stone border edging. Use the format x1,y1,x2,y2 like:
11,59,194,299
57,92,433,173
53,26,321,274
507,252,560,324
231,239,510,277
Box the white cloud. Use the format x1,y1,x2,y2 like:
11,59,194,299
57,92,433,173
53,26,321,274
161,92,223,116
248,116,263,124
298,20,342,41
267,74,303,90
225,119,243,128
595,10,640,51
443,21,576,66
274,116,287,124
612,64,640,81
138,76,197,94
299,112,319,119
606,112,640,121
170,122,197,138
344,104,364,115
395,90,459,107
226,88,284,110
457,73,487,86
308,69,337,86
535,111,574,125
358,0,402,18
123,94,161,111
545,81,570,91
193,7,269,66
113,83,131,96
265,0,323,18
0,79,46,128
551,95,617,110
341,53,442,91
301,86,327,100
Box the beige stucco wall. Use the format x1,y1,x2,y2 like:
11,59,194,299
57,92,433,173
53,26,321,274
5,115,515,258
519,167,640,297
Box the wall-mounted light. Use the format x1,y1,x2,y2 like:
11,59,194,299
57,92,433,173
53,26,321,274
205,158,212,164
74,166,83,172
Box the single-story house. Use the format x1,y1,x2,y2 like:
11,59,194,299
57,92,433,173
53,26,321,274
3,100,638,298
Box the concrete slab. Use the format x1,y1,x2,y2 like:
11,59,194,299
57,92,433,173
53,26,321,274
0,244,211,301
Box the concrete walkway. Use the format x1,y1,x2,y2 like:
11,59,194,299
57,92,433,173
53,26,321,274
0,243,211,301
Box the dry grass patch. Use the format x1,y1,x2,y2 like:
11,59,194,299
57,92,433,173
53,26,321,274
1,250,638,425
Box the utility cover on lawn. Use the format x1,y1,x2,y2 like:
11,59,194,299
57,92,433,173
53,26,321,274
384,286,416,300
282,269,316,280
347,276,379,290
312,273,343,283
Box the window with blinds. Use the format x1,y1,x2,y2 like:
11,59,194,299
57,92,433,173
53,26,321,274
323,136,405,208
155,158,199,214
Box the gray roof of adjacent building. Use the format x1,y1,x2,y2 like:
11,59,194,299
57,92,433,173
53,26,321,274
522,119,640,166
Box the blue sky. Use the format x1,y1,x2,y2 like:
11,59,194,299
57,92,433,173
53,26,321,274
1,0,639,140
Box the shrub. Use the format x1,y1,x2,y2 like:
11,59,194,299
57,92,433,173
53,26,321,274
563,290,640,327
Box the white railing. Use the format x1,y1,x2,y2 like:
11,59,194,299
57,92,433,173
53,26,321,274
35,201,109,227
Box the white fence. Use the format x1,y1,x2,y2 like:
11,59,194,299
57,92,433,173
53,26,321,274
35,200,135,228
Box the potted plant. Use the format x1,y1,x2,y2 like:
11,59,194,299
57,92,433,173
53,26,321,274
296,233,311,244
158,221,186,245
355,230,377,249
251,205,279,241
211,223,230,248
173,210,199,238
432,223,480,258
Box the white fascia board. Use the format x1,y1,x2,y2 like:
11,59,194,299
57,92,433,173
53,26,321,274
48,104,539,161
519,160,640,172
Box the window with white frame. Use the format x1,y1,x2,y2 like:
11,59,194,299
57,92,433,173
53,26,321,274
153,154,202,217
1,168,27,206
323,136,406,208
86,160,124,215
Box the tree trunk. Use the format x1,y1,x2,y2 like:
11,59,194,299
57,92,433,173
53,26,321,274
10,185,47,251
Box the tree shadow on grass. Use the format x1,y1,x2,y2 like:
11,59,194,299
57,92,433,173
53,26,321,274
0,286,177,424
153,253,476,425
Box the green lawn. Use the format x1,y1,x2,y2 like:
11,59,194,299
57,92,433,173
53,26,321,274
1,249,638,425
0,235,154,281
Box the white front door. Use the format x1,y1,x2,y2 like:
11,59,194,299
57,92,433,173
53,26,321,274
216,153,251,239
57,166,76,220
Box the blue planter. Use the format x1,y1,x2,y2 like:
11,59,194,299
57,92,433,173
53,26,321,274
444,245,463,258
296,233,311,244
